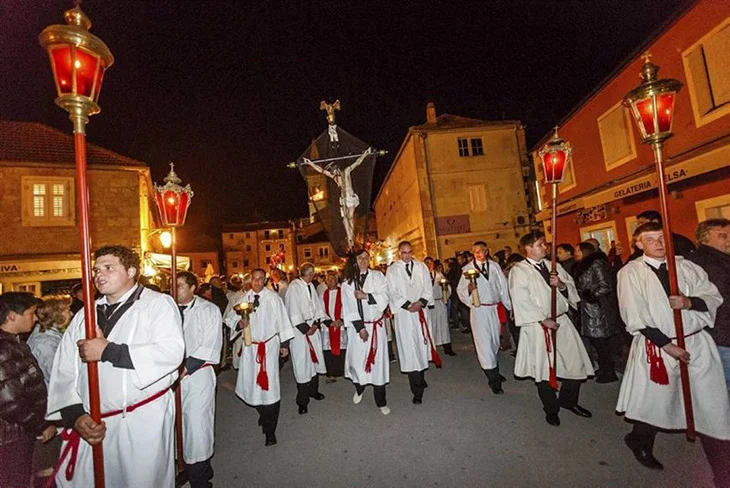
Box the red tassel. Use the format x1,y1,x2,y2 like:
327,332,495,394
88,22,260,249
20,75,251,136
306,336,319,364
418,309,442,368
543,326,558,390
497,302,508,324
646,339,669,385
330,326,341,357
255,341,269,391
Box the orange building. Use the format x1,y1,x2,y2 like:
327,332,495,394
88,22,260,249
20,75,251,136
532,1,730,255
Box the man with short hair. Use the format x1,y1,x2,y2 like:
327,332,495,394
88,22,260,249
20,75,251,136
269,269,289,299
319,270,347,383
386,241,439,404
458,241,512,394
176,271,222,487
47,245,185,487
689,218,730,391
508,232,594,426
555,243,576,277
628,210,696,260
285,263,329,414
425,257,455,357
225,269,293,445
618,222,730,481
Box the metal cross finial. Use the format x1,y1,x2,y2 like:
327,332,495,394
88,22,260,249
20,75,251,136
164,162,182,185
320,100,341,125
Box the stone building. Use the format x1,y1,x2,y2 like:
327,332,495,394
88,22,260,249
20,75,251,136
0,121,157,295
374,104,532,261
222,220,297,275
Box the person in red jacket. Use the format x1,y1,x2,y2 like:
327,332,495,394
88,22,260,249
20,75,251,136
0,292,56,488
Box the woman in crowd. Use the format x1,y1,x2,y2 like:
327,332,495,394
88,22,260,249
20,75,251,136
28,294,72,388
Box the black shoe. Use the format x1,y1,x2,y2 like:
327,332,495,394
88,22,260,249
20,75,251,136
624,434,663,470
175,471,189,488
545,413,560,426
563,405,592,418
499,374,507,383
298,405,308,415
596,373,619,384
310,393,325,400
490,385,504,395
265,435,277,446
412,397,422,404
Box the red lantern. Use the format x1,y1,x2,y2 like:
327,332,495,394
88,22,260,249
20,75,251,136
623,55,682,145
154,164,194,227
538,127,572,184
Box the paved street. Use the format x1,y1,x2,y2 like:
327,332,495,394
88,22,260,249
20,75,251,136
211,332,713,487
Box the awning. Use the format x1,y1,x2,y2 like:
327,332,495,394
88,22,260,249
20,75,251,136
145,252,190,270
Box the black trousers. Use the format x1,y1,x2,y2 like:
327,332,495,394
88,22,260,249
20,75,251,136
629,421,730,487
508,319,520,350
484,367,501,390
296,375,320,406
324,349,345,377
589,337,616,377
254,401,280,438
354,383,387,407
536,379,581,415
458,303,471,330
407,370,426,400
184,459,213,488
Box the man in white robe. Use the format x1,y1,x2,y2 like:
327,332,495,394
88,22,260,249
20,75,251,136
225,269,294,446
617,222,730,477
342,250,391,414
176,271,222,487
319,271,347,382
268,268,289,300
425,257,455,357
386,241,440,404
458,241,512,394
285,263,329,414
508,232,593,426
46,245,184,488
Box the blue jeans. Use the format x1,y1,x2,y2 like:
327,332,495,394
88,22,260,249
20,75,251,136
718,345,730,393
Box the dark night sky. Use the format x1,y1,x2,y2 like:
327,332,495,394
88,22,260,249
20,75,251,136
1,0,689,239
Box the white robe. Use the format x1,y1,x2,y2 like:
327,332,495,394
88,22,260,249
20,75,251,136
319,285,348,352
225,288,295,406
46,286,184,488
428,270,451,346
285,279,328,383
180,297,222,464
386,260,435,372
224,290,246,370
508,260,593,382
616,257,730,439
457,260,512,370
342,271,390,386
268,281,288,300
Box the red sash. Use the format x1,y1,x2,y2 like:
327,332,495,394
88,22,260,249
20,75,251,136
47,387,171,487
417,309,442,368
481,302,509,334
364,315,386,373
253,335,277,391
542,326,558,390
306,335,319,364
645,330,701,385
323,288,343,356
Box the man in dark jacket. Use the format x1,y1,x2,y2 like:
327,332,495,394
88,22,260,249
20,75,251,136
689,218,730,392
628,210,696,261
0,292,56,488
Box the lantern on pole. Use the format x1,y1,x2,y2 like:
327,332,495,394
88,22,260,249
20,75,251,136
537,126,572,390
153,163,193,473
39,5,114,486
623,54,694,441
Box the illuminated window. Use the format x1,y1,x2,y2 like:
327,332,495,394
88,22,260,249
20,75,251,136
22,176,74,227
457,138,469,157
598,102,637,170
683,18,730,127
470,138,484,156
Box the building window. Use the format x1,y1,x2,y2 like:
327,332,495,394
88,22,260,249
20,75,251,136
278,229,284,239
246,244,252,252
457,138,469,157
695,194,730,221
470,138,484,156
279,243,285,252
318,247,329,258
243,259,249,267
245,232,251,238
580,221,617,255
232,260,239,269
228,233,234,239
265,244,271,252
22,176,75,226
467,184,488,212
264,230,270,240
598,102,637,170
304,247,312,259
683,18,730,127
201,259,210,269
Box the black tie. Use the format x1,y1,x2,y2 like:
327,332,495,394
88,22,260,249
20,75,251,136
359,273,367,287
405,262,413,278
479,262,489,281
648,263,671,297
536,261,550,285
104,303,121,320
253,294,260,309
178,305,187,325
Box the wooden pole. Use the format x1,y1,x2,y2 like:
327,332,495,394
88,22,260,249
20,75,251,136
549,182,559,384
72,118,106,488
652,142,695,442
170,227,186,471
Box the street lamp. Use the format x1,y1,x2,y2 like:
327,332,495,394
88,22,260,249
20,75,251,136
537,126,572,390
39,5,114,487
623,54,694,441
153,163,193,473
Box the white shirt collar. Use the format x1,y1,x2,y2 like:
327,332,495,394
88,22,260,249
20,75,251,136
525,257,543,267
100,283,139,305
642,255,667,269
179,296,196,307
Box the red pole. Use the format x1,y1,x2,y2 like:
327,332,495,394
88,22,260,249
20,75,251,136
73,123,106,488
549,182,558,386
171,227,185,472
652,142,695,442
